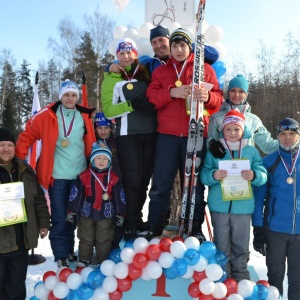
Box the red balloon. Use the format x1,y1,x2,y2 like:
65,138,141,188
188,281,201,298
128,263,142,280
58,267,73,282
223,278,238,296
117,277,133,292
159,237,172,252
132,253,148,269
48,291,59,300
172,236,184,242
198,293,214,299
193,270,207,282
74,266,84,274
146,244,162,261
256,279,270,287
109,288,123,300
43,271,56,282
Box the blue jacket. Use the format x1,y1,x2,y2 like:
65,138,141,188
252,148,300,234
200,129,267,214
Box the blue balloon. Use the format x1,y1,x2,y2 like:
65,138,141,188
87,270,105,289
124,238,135,249
212,250,227,267
109,248,122,263
163,267,177,280
199,241,217,259
215,269,227,283
63,289,81,300
33,281,44,288
76,283,94,299
251,284,269,300
29,297,39,300
171,258,188,277
184,248,200,266
212,61,227,77
218,76,225,89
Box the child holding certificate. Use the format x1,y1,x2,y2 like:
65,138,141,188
200,110,267,282
66,142,126,267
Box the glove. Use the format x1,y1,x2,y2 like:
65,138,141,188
253,226,267,256
66,211,77,226
209,139,226,158
130,97,155,113
114,214,124,228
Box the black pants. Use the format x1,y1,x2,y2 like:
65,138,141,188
0,251,28,300
117,133,157,229
266,229,300,299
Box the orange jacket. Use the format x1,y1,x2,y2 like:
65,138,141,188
16,101,96,189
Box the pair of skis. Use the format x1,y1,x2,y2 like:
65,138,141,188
179,0,206,237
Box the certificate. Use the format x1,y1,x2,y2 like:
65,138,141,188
219,159,253,201
0,182,27,227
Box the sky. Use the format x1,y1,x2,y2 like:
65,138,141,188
1,0,300,77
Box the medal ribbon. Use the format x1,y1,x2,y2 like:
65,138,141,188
173,59,188,83
278,149,299,176
60,105,76,138
90,167,111,194
123,65,139,82
223,140,243,159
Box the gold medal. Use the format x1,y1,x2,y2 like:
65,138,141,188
287,177,294,184
102,193,109,200
61,138,70,148
127,83,133,90
175,80,182,87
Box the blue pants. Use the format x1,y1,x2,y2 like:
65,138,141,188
49,179,76,261
148,133,207,232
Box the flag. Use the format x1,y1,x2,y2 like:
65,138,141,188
81,70,88,106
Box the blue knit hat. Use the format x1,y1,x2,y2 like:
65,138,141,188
150,25,170,41
228,75,249,93
90,142,112,171
94,112,112,129
59,79,79,100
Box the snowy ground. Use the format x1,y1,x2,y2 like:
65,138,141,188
26,197,288,299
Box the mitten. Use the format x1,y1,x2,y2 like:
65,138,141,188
209,139,226,158
114,214,124,228
66,211,77,226
253,226,267,256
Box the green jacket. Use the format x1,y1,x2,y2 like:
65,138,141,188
0,158,50,254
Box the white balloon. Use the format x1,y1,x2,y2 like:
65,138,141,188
136,37,153,57
133,237,149,253
44,275,58,291
100,260,115,277
81,266,94,283
227,294,244,300
184,236,200,250
66,272,82,290
53,282,69,299
210,41,227,60
205,25,224,44
124,28,139,40
141,267,152,281
170,241,187,258
199,278,215,295
266,286,280,300
108,38,120,56
146,261,163,279
205,263,223,281
181,265,194,279
138,22,154,38
102,276,118,293
120,247,136,264
112,0,130,12
212,282,227,299
113,25,128,39
113,261,129,279
168,22,182,34
149,238,160,245
34,283,50,299
92,287,109,300
237,279,254,298
192,255,208,272
158,252,175,268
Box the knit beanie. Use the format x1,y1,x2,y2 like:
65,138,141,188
150,25,170,41
222,110,245,131
116,38,138,56
228,75,249,93
59,79,79,100
0,128,16,144
276,118,300,136
170,28,192,50
90,141,112,171
94,112,112,129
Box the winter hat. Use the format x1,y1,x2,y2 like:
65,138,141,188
59,79,79,100
228,75,249,93
222,110,245,131
90,141,112,171
170,28,192,50
276,118,300,136
116,38,138,56
0,128,16,145
150,25,170,41
94,112,112,129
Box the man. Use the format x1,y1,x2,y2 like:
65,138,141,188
0,127,50,299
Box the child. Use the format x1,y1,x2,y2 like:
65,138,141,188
67,142,126,266
200,110,267,281
142,28,223,240
208,74,278,158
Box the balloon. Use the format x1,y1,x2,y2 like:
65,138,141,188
43,270,56,282
145,261,163,279
188,281,201,298
75,266,84,274
266,286,280,300
44,275,58,291
146,244,162,261
113,262,129,279
58,267,73,283
113,25,128,39
172,236,184,243
87,270,105,289
108,39,120,56
218,76,225,90
92,287,109,300
212,42,227,60
158,252,175,268
223,278,238,296
184,248,200,266
215,269,227,283
128,263,142,280
124,238,135,248
168,22,182,34
205,25,224,44
100,260,115,277
81,266,94,283
102,276,118,293
53,282,69,299
159,237,172,252
66,272,83,290
141,266,152,281
138,22,154,38
237,279,254,299
171,258,188,277
184,236,200,250
132,253,148,269
192,255,208,272
120,247,136,264
109,288,123,300
133,237,149,253
227,294,243,300
163,266,177,280
251,284,268,299
199,241,217,259
212,282,227,299
34,283,50,299
182,265,194,279
193,270,207,282
212,61,226,78
170,241,187,258
124,28,139,40
29,297,39,300
117,277,132,292
199,278,215,295
205,263,223,281
76,283,94,299
211,250,227,267
149,238,160,245
47,291,59,300
136,38,153,58
112,0,130,12
110,248,122,263
257,280,270,287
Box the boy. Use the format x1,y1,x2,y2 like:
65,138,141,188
200,110,267,281
67,142,126,266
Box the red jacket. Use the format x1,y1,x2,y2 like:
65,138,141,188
147,53,223,137
16,101,96,189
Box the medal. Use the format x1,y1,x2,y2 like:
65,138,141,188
287,177,294,184
90,168,111,204
175,80,182,87
127,83,133,90
60,105,76,148
61,138,70,148
123,65,139,91
102,193,109,200
278,149,299,185
173,59,188,88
